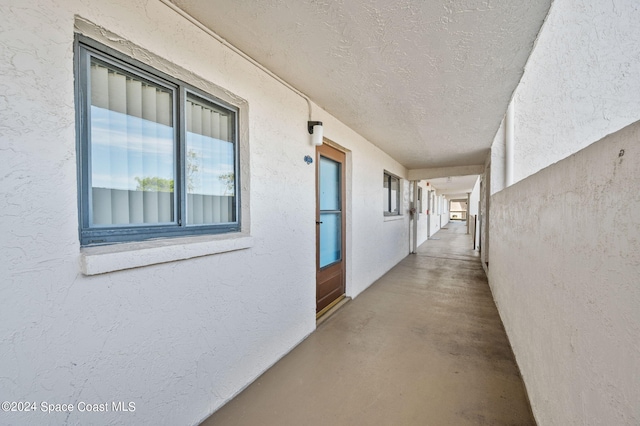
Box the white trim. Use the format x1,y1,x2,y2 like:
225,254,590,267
80,233,253,275
383,215,404,222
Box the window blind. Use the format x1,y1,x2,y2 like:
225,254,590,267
89,60,175,226
186,95,235,224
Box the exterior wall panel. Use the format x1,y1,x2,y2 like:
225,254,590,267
0,1,410,424
489,122,640,426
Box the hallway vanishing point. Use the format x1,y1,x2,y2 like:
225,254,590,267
202,221,534,425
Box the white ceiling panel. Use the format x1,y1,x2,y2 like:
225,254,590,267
170,0,551,170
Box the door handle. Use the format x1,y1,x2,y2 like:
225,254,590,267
316,221,323,224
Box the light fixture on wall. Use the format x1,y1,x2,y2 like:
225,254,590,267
308,121,323,146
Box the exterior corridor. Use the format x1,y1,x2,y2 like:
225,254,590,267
202,221,534,425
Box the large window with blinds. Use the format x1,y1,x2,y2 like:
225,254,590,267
75,37,239,245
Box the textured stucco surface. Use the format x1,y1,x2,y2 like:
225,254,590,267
489,121,640,425
414,181,430,248
479,161,490,268
0,1,410,424
489,117,505,195
425,174,479,195
468,177,480,246
428,201,449,238
468,178,480,219
408,165,484,181
512,0,640,183
170,0,551,170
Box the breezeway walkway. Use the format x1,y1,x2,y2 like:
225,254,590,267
201,221,534,425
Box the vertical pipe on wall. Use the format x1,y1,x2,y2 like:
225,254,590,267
411,180,418,254
505,101,515,187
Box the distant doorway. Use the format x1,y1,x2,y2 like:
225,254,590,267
449,199,468,221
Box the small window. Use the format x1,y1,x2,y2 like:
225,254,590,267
383,172,401,216
75,37,240,245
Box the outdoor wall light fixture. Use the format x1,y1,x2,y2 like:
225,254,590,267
308,121,323,146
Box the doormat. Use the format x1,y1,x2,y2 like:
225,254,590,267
441,228,448,230
429,237,440,240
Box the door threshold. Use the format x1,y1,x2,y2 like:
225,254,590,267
316,295,350,326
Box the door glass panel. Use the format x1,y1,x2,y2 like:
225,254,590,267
319,157,340,211
319,155,341,268
320,212,341,267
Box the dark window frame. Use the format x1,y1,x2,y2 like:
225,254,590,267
75,35,240,246
383,171,401,216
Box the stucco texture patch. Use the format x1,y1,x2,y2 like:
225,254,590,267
513,0,640,182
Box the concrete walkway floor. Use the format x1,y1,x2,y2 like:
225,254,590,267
201,222,534,426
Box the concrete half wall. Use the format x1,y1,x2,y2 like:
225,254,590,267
488,122,640,425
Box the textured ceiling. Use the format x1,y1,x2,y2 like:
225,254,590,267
427,175,479,196
170,0,551,170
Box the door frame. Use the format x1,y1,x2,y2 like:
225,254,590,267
315,141,346,316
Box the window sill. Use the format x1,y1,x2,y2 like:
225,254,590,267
80,232,253,275
383,214,404,222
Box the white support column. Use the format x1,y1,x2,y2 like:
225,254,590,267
426,189,432,237
466,192,471,234
505,101,515,187
411,180,418,254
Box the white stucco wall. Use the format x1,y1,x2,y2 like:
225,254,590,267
479,164,490,268
439,195,450,230
415,181,430,248
0,1,410,424
468,177,480,247
490,117,506,195
489,121,640,425
512,0,640,183
422,189,440,238
468,178,480,219
430,192,450,233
